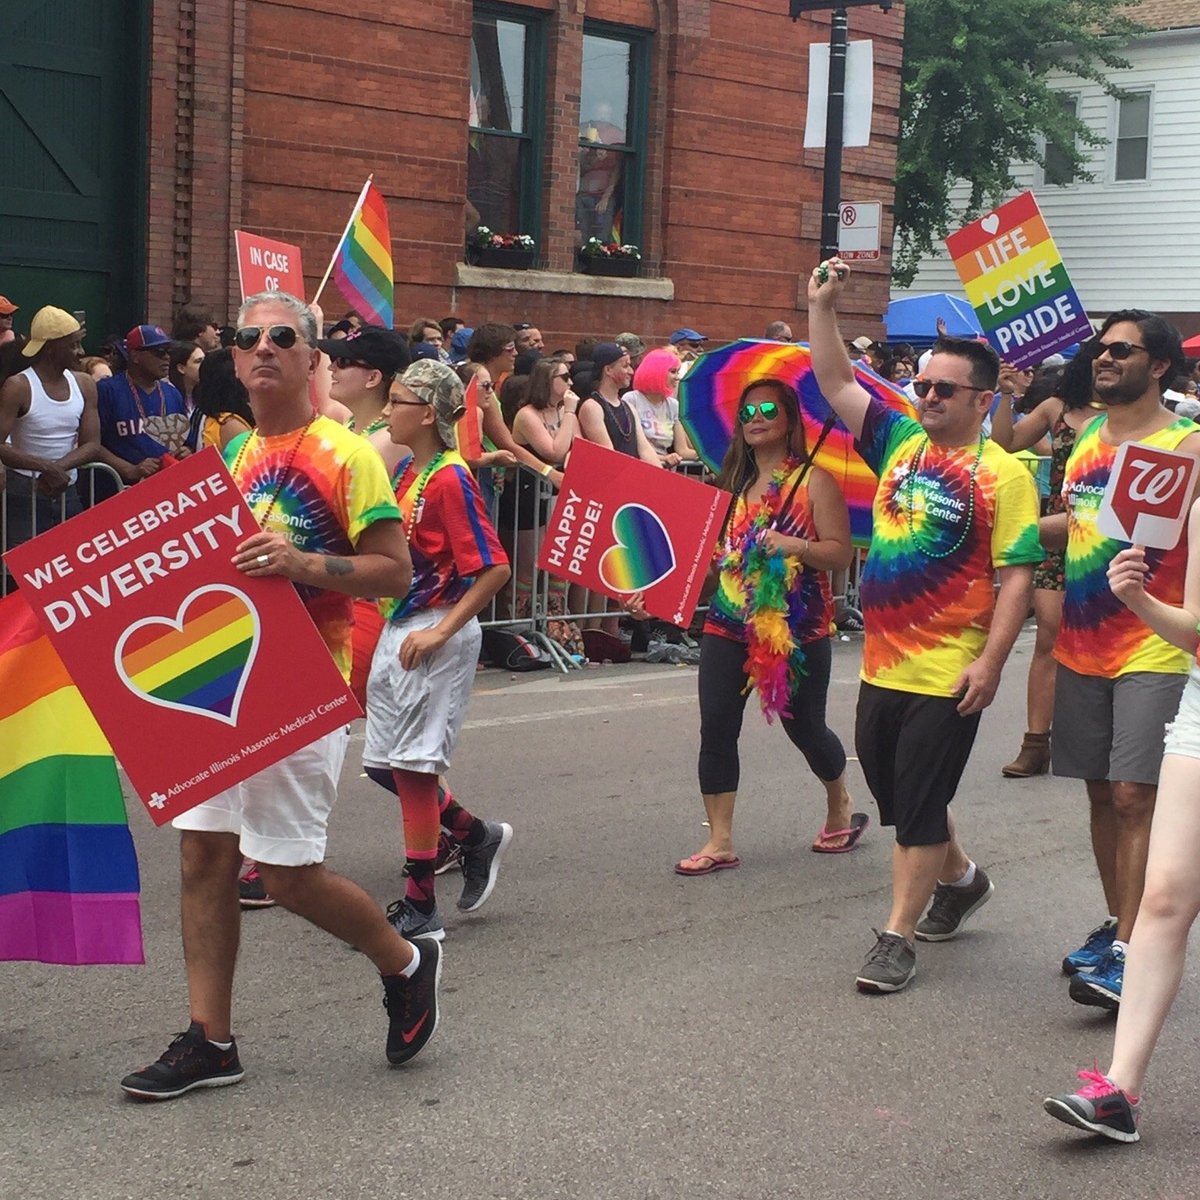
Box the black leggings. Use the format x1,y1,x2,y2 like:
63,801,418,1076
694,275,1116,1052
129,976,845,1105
697,633,846,795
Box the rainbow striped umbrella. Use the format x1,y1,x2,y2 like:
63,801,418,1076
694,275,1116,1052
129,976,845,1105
679,340,917,545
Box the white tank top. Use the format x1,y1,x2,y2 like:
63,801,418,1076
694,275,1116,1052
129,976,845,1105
8,366,85,482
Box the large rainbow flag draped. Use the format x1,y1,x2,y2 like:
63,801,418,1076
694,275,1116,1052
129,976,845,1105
0,592,143,965
332,179,394,329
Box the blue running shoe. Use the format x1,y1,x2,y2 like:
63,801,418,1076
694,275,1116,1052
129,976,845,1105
1062,918,1116,976
1068,943,1125,1010
1043,1068,1140,1143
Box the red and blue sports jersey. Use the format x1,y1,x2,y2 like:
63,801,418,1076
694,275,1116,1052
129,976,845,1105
381,450,508,622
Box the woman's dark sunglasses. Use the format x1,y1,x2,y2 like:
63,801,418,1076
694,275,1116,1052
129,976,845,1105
234,324,298,351
1097,340,1148,361
912,378,982,400
331,357,370,370
738,400,780,423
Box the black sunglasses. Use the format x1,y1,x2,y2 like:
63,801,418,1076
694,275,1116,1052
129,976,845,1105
738,400,780,423
513,323,534,332
913,378,983,400
136,345,171,357
1097,340,1149,361
234,324,298,351
331,357,371,370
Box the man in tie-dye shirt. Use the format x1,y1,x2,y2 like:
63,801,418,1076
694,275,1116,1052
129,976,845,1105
809,259,1042,995
1044,311,1200,1012
123,293,443,1103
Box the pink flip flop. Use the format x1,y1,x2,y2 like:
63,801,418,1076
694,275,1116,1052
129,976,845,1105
811,812,870,854
674,852,741,876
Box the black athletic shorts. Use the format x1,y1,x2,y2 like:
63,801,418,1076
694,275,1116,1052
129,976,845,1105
854,682,981,846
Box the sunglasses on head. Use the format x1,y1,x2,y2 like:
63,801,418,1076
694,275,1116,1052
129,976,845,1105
912,378,982,400
513,323,533,332
234,324,298,351
1097,340,1149,361
738,400,780,423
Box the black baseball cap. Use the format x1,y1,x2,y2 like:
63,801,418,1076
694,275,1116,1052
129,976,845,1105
316,325,411,376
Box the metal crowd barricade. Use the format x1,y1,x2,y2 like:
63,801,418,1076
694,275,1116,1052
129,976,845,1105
476,451,1054,672
1,463,125,596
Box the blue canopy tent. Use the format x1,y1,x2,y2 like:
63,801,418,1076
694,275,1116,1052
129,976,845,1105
883,293,982,342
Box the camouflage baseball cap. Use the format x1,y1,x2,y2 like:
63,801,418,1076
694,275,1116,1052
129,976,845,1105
398,359,467,448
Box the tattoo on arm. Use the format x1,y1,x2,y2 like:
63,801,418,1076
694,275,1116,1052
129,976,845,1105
324,556,354,577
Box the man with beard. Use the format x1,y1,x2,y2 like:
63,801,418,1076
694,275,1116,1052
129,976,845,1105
1047,311,1200,1011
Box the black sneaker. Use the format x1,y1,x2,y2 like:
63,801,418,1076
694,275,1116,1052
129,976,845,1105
386,897,445,941
120,1022,244,1100
855,930,917,994
458,821,513,912
835,606,864,633
383,938,442,1065
914,868,994,942
238,864,275,910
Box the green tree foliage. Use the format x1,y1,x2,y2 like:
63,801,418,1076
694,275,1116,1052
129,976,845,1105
893,0,1142,286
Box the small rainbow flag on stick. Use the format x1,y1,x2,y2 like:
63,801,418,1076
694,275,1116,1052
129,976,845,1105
315,176,394,329
0,593,144,965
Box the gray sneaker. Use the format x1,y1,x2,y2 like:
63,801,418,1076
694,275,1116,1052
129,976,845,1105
458,821,513,912
386,898,445,942
856,930,917,994
914,867,994,942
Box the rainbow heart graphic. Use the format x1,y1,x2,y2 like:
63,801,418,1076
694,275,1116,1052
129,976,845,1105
115,585,261,726
598,503,676,593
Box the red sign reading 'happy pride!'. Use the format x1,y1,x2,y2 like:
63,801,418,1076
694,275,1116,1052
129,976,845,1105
2,450,358,824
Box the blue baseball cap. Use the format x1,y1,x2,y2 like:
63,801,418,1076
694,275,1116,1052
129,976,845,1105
449,326,474,362
669,328,707,344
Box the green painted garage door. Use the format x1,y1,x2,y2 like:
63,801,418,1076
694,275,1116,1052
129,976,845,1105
0,0,146,349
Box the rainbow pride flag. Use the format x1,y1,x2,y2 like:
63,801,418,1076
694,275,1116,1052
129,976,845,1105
332,179,394,329
0,593,143,965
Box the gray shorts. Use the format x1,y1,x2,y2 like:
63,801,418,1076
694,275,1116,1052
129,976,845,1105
1052,665,1186,785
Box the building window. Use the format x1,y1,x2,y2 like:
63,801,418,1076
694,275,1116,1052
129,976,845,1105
468,8,544,242
1042,95,1078,187
1114,92,1150,182
576,24,649,254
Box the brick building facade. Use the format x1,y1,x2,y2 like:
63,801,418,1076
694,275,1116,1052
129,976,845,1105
146,0,906,345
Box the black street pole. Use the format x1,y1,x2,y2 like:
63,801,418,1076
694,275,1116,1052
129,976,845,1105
819,7,849,261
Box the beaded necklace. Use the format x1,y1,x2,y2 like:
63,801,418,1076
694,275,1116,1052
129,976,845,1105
718,457,810,720
903,434,985,559
126,373,166,421
401,450,446,539
347,413,388,437
230,418,314,529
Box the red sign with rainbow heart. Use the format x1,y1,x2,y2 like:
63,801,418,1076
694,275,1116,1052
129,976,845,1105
538,440,732,625
2,450,359,825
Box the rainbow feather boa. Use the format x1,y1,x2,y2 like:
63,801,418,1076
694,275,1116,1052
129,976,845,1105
719,461,809,722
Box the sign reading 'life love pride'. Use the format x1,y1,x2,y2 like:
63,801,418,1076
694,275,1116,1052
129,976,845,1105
946,191,1092,370
2,450,359,825
1096,441,1199,550
538,440,732,626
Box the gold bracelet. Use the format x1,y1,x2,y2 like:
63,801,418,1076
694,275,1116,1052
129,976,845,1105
540,464,553,477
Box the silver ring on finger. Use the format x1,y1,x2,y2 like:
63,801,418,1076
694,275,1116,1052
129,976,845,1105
257,553,269,566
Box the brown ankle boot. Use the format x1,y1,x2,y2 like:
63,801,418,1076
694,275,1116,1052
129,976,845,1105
1001,732,1051,778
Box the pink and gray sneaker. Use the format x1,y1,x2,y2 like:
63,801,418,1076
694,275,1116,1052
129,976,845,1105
1043,1068,1141,1143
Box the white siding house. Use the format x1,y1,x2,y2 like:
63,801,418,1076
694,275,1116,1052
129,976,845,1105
901,1,1200,336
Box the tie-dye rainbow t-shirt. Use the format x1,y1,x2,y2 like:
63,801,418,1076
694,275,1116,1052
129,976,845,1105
226,416,401,681
856,399,1043,696
1055,414,1197,678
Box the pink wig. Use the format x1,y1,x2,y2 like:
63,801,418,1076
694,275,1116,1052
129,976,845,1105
632,347,680,397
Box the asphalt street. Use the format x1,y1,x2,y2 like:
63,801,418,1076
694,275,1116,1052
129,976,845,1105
4,625,1200,1199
